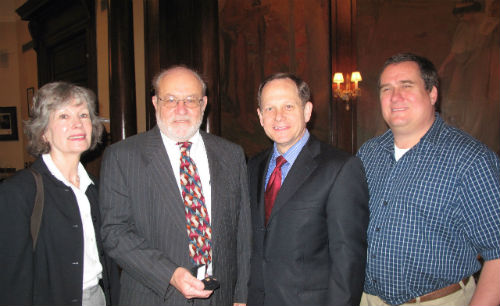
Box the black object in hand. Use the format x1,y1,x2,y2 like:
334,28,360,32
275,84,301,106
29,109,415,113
202,276,220,290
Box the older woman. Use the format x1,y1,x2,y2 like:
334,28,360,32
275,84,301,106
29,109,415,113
0,82,119,306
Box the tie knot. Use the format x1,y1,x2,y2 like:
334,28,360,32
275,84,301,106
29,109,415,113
276,155,286,168
178,141,192,152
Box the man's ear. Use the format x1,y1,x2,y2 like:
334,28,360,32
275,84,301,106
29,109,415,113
304,101,313,123
201,96,208,112
257,108,264,127
152,96,158,111
430,86,438,106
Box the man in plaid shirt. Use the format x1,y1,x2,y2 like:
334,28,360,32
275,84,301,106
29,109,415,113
358,53,500,306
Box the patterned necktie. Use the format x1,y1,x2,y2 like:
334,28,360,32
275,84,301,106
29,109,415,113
264,155,287,224
179,142,212,267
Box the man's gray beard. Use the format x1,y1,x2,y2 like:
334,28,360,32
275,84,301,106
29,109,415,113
156,111,204,142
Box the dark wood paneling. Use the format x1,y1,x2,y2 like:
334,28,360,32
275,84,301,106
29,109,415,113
218,0,332,157
331,0,358,153
108,0,137,143
144,0,160,130
199,0,220,135
144,0,220,134
50,31,88,84
143,0,357,155
17,0,97,93
17,0,100,175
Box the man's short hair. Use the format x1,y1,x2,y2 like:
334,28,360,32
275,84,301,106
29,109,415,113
257,73,310,108
379,53,439,92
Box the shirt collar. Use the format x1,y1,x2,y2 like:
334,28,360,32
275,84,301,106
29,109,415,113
160,130,202,149
42,154,93,191
376,112,444,153
420,113,445,146
271,129,310,166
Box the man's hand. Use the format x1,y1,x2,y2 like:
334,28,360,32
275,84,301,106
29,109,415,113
170,267,213,299
469,259,500,306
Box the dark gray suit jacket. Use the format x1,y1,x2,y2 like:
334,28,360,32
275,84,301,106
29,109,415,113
247,136,369,306
99,127,251,306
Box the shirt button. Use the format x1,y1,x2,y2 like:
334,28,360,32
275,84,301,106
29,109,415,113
71,299,78,303
72,224,79,228
375,227,380,232
371,255,376,259
383,201,388,206
72,261,79,265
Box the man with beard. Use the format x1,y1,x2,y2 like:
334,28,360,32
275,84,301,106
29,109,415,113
99,66,251,306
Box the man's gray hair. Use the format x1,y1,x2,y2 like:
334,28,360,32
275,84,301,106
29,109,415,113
152,65,207,97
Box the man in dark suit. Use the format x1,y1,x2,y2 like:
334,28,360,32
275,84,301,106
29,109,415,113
99,66,251,306
247,73,369,306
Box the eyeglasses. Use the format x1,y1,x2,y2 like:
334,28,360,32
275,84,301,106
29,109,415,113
157,95,203,109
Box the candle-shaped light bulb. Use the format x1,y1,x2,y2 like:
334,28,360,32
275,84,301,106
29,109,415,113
333,72,344,89
351,71,362,90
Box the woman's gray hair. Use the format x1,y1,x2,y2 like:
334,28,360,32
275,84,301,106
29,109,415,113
25,81,104,156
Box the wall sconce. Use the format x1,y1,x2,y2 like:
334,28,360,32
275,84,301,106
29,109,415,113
332,71,362,110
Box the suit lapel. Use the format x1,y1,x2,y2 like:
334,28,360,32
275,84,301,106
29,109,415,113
202,133,220,221
267,137,319,225
200,133,224,252
257,151,272,227
144,127,186,232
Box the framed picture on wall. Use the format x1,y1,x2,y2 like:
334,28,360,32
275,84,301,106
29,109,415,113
0,107,19,141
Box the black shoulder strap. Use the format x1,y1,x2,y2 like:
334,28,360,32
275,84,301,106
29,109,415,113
28,168,44,249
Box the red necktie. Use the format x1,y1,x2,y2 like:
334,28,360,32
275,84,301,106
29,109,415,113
178,142,212,267
265,156,286,224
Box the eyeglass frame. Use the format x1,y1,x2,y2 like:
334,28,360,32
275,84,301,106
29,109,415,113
156,95,204,109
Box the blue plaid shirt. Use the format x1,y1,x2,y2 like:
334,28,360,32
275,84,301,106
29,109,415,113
357,114,500,305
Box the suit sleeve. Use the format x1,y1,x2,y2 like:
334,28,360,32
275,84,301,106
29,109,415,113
0,173,34,305
233,147,252,303
99,147,178,299
326,156,369,306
